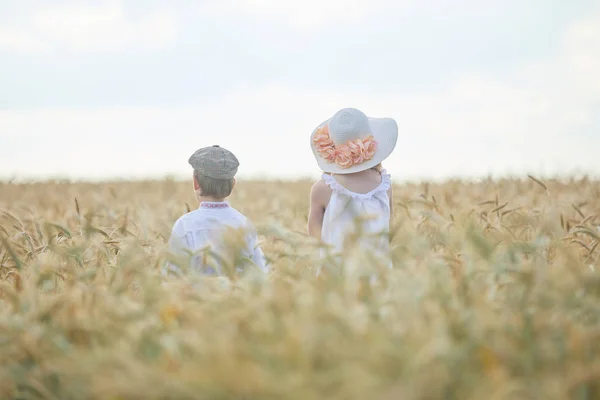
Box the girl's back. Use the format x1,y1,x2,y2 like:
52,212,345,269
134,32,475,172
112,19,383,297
320,168,392,259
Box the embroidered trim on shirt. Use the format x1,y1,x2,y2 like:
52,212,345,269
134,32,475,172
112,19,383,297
200,202,230,209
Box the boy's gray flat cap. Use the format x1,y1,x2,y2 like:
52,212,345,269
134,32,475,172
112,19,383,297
188,145,239,179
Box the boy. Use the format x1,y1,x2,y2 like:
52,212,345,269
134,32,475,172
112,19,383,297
164,145,268,277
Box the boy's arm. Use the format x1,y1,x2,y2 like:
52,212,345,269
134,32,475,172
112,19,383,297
307,179,331,241
387,185,394,225
252,242,268,273
248,224,268,273
387,185,394,244
162,221,189,276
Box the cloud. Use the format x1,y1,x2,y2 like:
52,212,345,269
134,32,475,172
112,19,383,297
0,75,598,181
0,1,177,54
225,0,369,28
0,27,46,54
560,13,600,94
201,0,512,29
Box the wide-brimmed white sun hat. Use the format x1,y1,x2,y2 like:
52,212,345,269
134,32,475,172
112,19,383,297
310,108,398,174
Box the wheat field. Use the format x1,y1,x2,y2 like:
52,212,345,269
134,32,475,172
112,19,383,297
0,176,599,399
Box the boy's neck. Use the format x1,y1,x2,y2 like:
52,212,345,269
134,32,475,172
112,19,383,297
198,195,228,204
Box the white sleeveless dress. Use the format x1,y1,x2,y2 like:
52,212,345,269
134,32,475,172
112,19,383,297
318,170,393,275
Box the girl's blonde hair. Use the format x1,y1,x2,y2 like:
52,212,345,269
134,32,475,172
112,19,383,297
371,163,383,173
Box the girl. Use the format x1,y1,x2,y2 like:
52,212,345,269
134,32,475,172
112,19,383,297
307,108,398,275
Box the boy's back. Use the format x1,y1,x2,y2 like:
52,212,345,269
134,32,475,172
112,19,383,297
167,202,266,275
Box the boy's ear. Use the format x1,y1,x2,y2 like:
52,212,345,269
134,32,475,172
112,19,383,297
232,178,236,189
193,173,200,190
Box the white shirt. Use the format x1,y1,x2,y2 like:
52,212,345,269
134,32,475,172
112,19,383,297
164,201,268,276
319,170,392,273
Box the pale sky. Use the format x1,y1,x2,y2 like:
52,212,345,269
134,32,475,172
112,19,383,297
1,0,599,181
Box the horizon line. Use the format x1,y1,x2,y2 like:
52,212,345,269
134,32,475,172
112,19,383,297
2,169,599,185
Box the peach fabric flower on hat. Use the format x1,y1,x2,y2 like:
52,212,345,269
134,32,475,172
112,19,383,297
347,139,366,165
313,125,338,162
335,150,354,169
323,148,338,163
313,125,333,149
363,136,377,160
313,124,378,169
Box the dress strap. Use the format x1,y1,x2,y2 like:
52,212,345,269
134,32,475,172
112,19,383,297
321,169,391,200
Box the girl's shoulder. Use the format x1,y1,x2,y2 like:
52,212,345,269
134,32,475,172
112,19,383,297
310,177,333,203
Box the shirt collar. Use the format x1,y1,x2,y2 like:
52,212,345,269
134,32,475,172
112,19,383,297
199,201,230,209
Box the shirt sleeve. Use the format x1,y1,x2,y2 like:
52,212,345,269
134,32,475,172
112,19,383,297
247,224,268,273
252,242,268,273
162,220,190,276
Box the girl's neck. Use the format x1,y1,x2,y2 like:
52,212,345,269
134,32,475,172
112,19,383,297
333,168,379,178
